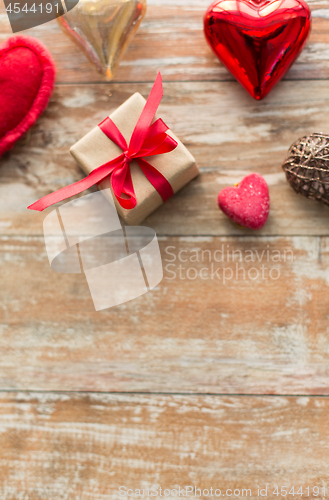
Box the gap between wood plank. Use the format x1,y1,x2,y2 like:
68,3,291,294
1,390,329,397
0,234,328,238
54,78,329,85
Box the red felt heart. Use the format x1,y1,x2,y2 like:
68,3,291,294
204,0,311,100
218,173,270,229
0,35,56,158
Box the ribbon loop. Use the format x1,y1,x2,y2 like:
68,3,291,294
28,72,177,212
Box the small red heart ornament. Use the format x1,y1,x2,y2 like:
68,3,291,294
204,0,311,100
0,36,56,158
218,173,270,229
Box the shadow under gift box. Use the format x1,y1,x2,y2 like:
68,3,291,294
70,92,199,225
43,190,163,311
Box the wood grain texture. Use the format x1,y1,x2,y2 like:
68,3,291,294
1,0,329,491
1,0,329,83
1,81,329,236
0,392,328,499
1,235,329,394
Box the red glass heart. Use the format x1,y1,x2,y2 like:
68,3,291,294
204,0,311,100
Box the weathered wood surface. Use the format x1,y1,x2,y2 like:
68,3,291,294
1,0,329,83
0,393,329,499
1,235,329,393
2,81,329,236
2,0,329,492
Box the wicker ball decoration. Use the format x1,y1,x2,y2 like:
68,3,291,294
282,133,329,205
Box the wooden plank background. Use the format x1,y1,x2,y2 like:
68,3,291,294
1,0,329,496
1,235,329,394
0,393,329,500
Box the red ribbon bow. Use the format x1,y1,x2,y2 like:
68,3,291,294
28,73,177,212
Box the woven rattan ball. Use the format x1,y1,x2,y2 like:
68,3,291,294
282,133,329,205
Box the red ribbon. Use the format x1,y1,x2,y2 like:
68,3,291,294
28,73,177,212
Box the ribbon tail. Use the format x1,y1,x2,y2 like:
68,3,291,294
137,158,174,203
128,72,164,155
28,158,124,211
111,165,137,210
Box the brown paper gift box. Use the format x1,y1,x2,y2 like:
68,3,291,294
70,92,199,225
